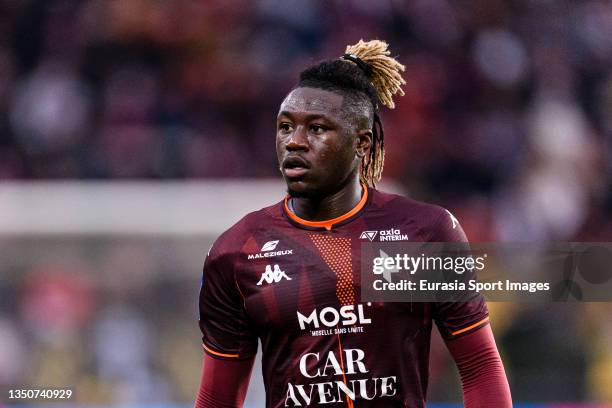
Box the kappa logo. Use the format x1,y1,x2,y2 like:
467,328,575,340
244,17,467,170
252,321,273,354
359,231,378,241
256,264,292,286
261,240,279,251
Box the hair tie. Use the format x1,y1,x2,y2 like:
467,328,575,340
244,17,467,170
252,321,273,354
342,53,373,77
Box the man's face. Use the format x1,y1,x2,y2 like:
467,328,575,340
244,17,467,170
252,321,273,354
276,87,363,198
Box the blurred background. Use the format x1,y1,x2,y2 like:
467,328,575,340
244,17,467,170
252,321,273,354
0,0,611,406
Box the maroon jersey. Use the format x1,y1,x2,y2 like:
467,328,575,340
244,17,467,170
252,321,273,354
199,187,489,407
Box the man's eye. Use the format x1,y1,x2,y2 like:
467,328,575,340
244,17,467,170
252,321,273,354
278,123,292,132
310,124,326,134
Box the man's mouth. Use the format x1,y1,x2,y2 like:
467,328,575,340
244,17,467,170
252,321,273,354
283,156,310,178
285,167,308,178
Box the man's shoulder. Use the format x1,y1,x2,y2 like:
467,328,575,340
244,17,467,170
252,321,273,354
371,188,447,221
370,188,465,242
208,200,283,258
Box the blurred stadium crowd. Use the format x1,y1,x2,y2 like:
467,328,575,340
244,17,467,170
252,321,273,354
0,237,205,404
0,0,611,241
1,0,612,405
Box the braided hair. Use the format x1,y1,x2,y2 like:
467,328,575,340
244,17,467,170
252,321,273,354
297,39,406,187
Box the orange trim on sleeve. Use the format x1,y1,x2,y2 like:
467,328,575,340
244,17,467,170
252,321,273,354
450,316,490,336
235,279,247,305
284,184,368,231
202,343,240,359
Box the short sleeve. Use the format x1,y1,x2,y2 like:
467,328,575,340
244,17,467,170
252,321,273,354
431,208,490,340
199,249,258,360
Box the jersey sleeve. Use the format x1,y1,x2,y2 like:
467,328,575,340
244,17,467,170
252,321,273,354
199,248,258,360
430,208,490,340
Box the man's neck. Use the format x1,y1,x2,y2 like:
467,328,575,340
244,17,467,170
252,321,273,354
290,177,363,221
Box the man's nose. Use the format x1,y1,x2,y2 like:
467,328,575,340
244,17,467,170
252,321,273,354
286,126,309,151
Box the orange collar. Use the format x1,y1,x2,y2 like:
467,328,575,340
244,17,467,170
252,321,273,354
284,185,369,231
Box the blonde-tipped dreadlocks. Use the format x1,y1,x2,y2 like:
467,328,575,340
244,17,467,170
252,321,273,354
343,39,406,187
344,39,406,109
297,39,406,187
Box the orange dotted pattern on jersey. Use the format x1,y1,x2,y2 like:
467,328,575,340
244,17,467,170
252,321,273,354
309,234,355,306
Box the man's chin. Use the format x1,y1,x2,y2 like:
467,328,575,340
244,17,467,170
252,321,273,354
285,179,321,199
287,186,314,199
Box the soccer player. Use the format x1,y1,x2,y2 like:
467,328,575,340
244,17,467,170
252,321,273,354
196,40,512,407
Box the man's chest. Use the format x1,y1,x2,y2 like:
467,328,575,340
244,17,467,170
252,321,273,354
233,223,423,334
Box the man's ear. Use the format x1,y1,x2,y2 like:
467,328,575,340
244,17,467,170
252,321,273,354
355,129,373,158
